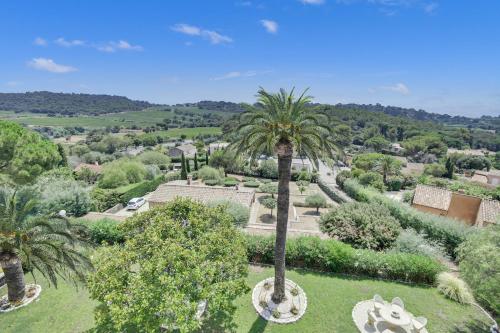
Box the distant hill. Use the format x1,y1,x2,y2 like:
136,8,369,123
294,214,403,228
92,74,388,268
179,101,246,113
328,103,499,131
0,91,153,115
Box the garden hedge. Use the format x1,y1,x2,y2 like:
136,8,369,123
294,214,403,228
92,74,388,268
317,178,349,203
342,179,472,258
246,235,444,284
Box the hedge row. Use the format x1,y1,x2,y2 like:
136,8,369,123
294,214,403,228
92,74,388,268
342,179,472,258
246,235,444,284
91,172,181,212
317,178,349,203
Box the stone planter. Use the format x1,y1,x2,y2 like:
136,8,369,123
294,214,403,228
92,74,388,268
252,277,307,324
0,284,42,313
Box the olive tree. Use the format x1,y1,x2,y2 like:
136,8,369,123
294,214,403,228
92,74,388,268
87,198,249,333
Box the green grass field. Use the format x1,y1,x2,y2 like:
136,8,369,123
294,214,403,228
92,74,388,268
0,107,230,129
0,266,490,333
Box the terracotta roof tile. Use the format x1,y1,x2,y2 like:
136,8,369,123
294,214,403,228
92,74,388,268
413,184,452,211
476,200,500,225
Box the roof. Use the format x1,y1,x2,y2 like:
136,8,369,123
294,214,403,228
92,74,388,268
209,142,229,147
476,200,500,225
148,181,255,207
474,170,500,177
74,163,103,174
291,158,312,165
412,184,452,211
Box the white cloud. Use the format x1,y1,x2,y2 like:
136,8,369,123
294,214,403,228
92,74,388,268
260,20,278,34
6,81,22,86
171,24,201,36
55,37,86,47
381,83,410,95
27,58,77,73
96,40,143,52
171,23,233,44
300,0,325,4
211,70,272,80
33,37,47,46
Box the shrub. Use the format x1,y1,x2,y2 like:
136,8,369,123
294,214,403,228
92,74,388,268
98,159,147,189
386,177,403,191
84,218,124,244
120,176,164,205
402,190,414,204
390,229,449,262
207,200,250,227
458,225,500,316
424,163,447,177
259,160,278,179
342,179,471,258
224,179,238,187
245,235,443,284
320,202,401,250
260,196,277,216
358,172,385,192
198,166,223,183
437,272,474,304
335,170,352,188
137,151,171,167
243,176,256,182
204,179,219,186
243,181,260,188
304,193,327,213
36,176,92,217
260,178,272,184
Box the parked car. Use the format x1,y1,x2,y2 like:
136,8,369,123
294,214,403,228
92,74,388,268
126,197,146,210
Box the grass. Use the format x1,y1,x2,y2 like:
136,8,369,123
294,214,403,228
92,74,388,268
0,107,230,129
0,267,490,333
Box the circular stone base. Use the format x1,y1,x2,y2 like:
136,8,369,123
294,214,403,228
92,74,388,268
252,278,307,324
0,284,42,313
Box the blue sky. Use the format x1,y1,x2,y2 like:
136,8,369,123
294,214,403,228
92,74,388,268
1,0,499,117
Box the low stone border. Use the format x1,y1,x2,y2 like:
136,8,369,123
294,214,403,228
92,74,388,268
251,277,307,324
0,284,42,313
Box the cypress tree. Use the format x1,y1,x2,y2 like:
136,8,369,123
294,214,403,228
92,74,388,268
194,153,199,170
205,151,209,165
186,157,191,173
57,143,68,167
180,152,187,180
445,157,454,179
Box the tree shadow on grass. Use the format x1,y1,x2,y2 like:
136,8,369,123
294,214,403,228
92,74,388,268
451,318,491,333
248,315,269,333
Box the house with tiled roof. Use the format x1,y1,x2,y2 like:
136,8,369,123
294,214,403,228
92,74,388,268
471,170,500,186
168,144,197,158
74,162,103,174
412,184,499,227
148,180,255,208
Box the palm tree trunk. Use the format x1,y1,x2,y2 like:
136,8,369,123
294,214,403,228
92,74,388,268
272,141,293,304
0,253,26,302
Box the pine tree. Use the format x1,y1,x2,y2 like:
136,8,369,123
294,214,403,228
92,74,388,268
180,152,187,180
194,153,199,170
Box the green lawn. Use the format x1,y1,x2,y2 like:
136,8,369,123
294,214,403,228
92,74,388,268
0,107,229,129
0,267,490,333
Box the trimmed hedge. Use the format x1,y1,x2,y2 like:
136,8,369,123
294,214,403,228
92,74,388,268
205,179,219,186
342,179,472,258
317,178,349,203
80,218,125,245
120,176,165,205
243,181,260,188
246,235,444,284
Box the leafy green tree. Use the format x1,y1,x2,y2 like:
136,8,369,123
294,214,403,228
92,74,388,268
0,120,61,184
333,124,352,148
374,155,402,184
458,225,500,316
365,135,390,152
296,180,309,194
305,193,326,213
180,152,187,180
198,166,223,184
0,187,92,303
261,196,277,217
259,159,278,179
87,198,249,332
231,88,340,303
208,199,250,227
259,182,278,198
194,152,199,170
424,163,447,177
137,151,170,167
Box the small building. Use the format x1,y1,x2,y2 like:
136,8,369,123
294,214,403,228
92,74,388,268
471,170,500,186
412,184,499,227
168,144,197,158
148,181,256,208
447,148,490,157
208,142,230,154
389,143,405,155
74,162,103,174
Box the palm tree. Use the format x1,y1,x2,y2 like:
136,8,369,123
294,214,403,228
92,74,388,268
374,155,401,184
0,187,92,303
231,88,340,303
